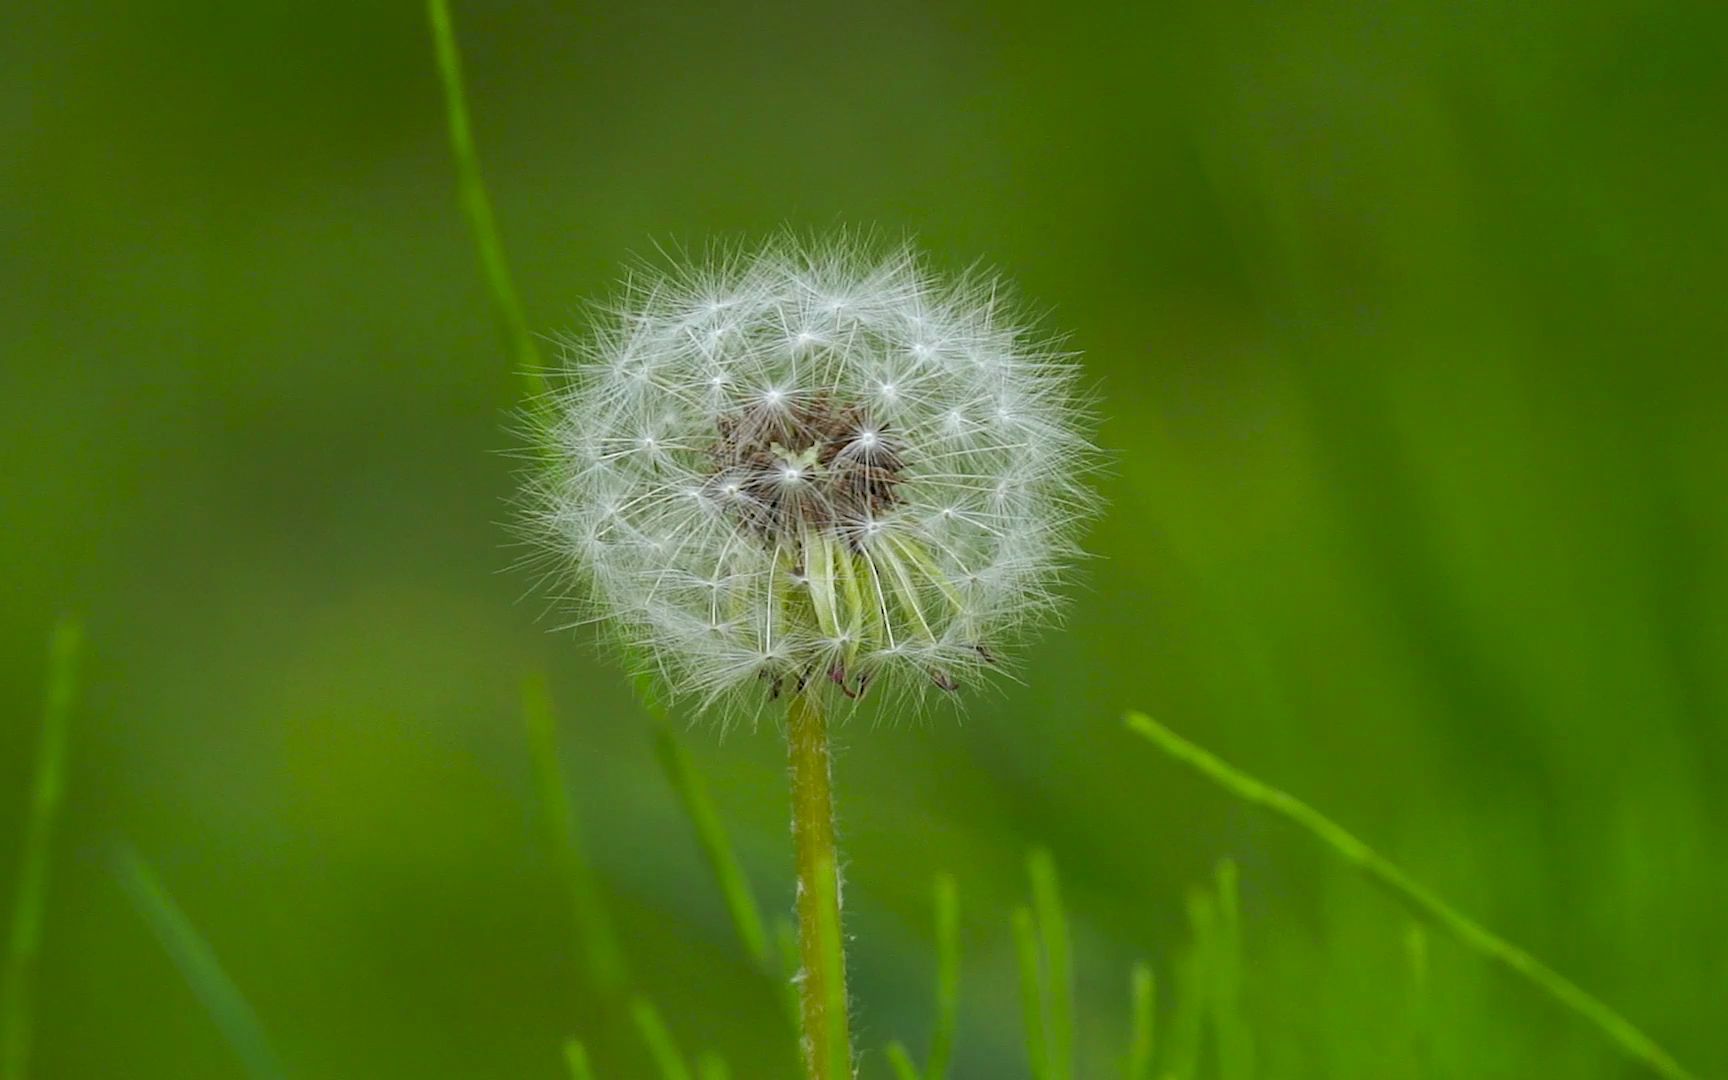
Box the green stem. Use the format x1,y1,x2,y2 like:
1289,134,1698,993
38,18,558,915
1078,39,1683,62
926,873,961,1080
1012,906,1050,1080
1027,849,1073,1080
1124,711,1696,1080
630,997,692,1080
787,692,852,1080
116,848,286,1080
425,0,545,401
1,617,80,1080
1126,962,1155,1080
655,728,770,966
563,1039,596,1080
524,674,629,994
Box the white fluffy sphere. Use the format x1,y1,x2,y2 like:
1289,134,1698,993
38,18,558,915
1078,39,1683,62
523,238,1097,716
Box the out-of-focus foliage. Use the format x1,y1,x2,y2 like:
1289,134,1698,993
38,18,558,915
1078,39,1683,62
3,0,1725,1076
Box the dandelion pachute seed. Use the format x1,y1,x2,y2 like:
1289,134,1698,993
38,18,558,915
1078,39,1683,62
523,237,1097,716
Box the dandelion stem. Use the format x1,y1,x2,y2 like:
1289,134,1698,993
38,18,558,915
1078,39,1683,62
424,0,544,400
1123,711,1697,1080
786,691,851,1080
1,617,80,1080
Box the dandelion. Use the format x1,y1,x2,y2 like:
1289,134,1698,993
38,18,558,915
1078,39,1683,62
522,235,1097,1079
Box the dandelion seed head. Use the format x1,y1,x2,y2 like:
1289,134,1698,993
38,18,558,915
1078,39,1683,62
521,235,1098,718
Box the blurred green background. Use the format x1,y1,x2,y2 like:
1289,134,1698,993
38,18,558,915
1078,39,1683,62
4,0,1726,1076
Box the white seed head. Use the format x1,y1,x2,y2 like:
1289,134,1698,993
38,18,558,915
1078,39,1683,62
521,236,1099,719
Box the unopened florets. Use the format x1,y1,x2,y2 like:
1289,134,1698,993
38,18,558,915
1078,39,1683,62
522,237,1097,716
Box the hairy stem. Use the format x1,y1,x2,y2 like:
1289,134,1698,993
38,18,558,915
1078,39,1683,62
787,692,852,1080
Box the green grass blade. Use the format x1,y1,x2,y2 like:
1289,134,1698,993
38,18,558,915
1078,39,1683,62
1027,849,1073,1080
885,1040,921,1080
424,0,544,400
1,616,81,1080
1210,860,1254,1080
1406,922,1433,1076
1165,889,1213,1080
564,1039,596,1080
524,674,629,994
1126,962,1155,1080
1123,711,1697,1080
630,997,692,1080
653,728,770,965
694,1050,731,1080
926,872,961,1080
115,848,287,1080
1011,906,1050,1080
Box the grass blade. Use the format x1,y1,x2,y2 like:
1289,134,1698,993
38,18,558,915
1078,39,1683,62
885,1040,921,1080
694,1051,732,1080
424,0,544,400
115,848,287,1080
653,728,770,965
524,674,629,994
1210,860,1254,1080
926,872,961,1080
1406,922,1433,1076
630,997,692,1080
1,617,81,1080
1011,906,1050,1080
564,1039,596,1080
1123,711,1697,1080
1126,962,1155,1080
1165,889,1213,1080
1027,849,1073,1080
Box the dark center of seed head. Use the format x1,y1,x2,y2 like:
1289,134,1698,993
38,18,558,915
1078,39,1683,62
708,394,906,544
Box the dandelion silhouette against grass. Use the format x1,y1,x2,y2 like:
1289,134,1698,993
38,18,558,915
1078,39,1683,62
519,241,1098,1078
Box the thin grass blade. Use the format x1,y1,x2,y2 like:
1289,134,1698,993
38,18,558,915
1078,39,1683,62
1165,888,1214,1080
564,1039,596,1080
694,1050,732,1080
115,848,287,1080
885,1040,921,1080
1012,906,1050,1080
1123,711,1697,1080
1126,962,1155,1080
653,728,770,965
630,997,692,1080
926,872,961,1080
1027,849,1073,1080
524,674,629,994
1406,922,1433,1076
0,617,81,1080
1,615,81,1078
1210,860,1254,1080
423,0,544,399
